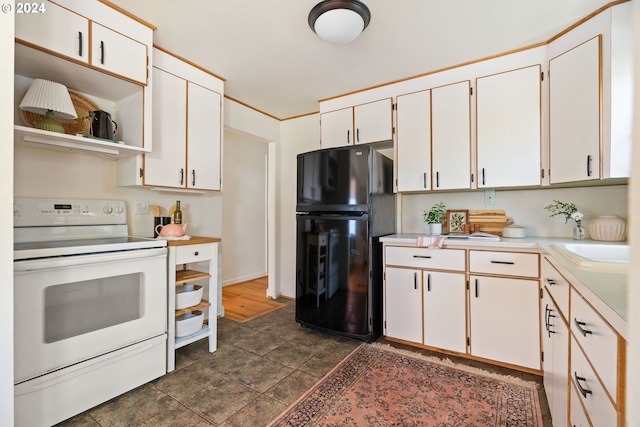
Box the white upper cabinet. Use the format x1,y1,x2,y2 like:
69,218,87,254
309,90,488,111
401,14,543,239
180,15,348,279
15,1,89,63
186,82,222,190
321,98,392,148
127,48,224,191
320,107,353,148
396,90,431,192
431,81,471,190
549,37,600,184
476,65,542,188
91,23,148,84
396,82,471,192
548,2,632,182
354,98,393,145
14,0,154,157
143,68,187,188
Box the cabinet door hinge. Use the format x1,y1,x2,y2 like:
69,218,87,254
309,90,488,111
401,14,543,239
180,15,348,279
392,126,396,136
469,87,473,96
466,279,469,290
466,337,470,347
541,350,544,362
541,71,544,81
139,167,144,178
392,103,397,111
541,169,545,179
540,287,543,299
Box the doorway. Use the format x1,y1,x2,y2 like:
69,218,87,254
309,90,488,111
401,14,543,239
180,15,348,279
221,130,272,293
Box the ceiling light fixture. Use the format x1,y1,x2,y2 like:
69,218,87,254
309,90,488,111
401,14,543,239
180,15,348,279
308,0,371,44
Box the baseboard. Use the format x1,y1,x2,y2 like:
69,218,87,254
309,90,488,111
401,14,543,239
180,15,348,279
222,272,267,287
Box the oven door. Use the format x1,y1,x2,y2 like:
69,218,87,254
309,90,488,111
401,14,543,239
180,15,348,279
13,247,167,383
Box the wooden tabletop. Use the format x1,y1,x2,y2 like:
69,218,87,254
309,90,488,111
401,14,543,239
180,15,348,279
166,236,221,246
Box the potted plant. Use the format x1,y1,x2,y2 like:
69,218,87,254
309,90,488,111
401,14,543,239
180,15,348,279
423,202,446,235
544,200,585,239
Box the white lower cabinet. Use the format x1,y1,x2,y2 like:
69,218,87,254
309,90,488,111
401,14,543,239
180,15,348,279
385,267,423,344
543,256,626,426
468,275,540,369
422,271,466,353
571,335,617,427
541,287,569,427
570,382,591,427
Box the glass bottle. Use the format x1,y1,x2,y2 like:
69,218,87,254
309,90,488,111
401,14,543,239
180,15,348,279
173,200,182,224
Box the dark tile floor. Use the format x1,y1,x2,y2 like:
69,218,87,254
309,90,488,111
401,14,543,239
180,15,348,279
57,299,552,426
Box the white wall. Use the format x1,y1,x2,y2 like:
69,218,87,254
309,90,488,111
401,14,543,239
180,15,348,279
625,3,639,425
401,185,628,237
1,2,14,424
222,129,268,285
277,115,320,298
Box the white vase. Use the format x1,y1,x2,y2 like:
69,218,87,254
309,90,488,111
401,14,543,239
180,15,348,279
588,215,627,241
430,223,443,236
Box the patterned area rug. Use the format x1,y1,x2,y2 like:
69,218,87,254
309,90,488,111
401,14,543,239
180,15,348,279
268,343,542,427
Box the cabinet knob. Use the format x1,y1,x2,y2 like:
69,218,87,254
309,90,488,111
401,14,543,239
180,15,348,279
194,251,199,256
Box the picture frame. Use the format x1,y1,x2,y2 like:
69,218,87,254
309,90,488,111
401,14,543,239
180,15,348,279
446,210,468,234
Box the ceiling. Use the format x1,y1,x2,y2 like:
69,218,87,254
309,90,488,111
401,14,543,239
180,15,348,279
109,0,613,120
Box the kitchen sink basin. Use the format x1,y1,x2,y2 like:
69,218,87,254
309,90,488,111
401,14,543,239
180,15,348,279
551,243,629,268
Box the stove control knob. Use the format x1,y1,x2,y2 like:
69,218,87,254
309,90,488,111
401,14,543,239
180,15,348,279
103,205,114,214
114,205,124,215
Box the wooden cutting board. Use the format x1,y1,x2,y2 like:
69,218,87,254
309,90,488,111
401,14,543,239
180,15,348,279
467,210,513,236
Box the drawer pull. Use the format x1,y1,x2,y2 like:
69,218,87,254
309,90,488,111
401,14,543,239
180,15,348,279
490,260,514,265
426,273,431,292
414,272,417,290
545,278,556,286
474,278,479,298
545,304,556,338
413,255,432,259
574,372,593,398
574,319,592,337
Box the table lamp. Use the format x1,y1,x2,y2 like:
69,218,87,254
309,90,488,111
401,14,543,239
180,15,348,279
19,79,77,133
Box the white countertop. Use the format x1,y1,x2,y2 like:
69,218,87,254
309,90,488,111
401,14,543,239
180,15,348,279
380,233,628,338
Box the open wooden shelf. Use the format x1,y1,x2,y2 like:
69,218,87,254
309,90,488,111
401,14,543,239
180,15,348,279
176,269,211,284
175,299,211,317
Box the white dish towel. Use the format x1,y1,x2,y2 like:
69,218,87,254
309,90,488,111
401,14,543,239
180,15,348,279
416,235,446,248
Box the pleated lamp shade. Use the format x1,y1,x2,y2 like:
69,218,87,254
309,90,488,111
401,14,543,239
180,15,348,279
19,79,77,133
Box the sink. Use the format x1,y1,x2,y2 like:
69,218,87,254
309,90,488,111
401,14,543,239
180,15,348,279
551,243,629,268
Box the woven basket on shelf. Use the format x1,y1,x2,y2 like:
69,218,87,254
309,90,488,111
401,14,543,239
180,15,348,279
19,89,99,136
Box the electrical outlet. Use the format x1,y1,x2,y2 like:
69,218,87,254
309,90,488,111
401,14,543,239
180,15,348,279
135,200,149,214
484,189,496,205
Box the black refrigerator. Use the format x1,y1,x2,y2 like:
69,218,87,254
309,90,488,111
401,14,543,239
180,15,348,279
295,145,395,341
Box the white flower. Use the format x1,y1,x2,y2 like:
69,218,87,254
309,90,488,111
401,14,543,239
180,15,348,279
571,211,584,221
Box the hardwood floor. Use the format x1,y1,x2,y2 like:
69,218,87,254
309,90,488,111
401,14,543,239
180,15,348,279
222,276,285,323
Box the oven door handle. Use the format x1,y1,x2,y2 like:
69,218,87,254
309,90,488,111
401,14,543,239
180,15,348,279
14,248,167,272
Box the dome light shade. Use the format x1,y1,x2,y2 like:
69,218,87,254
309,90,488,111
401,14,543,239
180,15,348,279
309,0,371,44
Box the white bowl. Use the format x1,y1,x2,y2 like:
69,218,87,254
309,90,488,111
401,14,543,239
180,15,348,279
502,224,526,238
588,215,626,241
175,284,203,310
175,310,204,337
